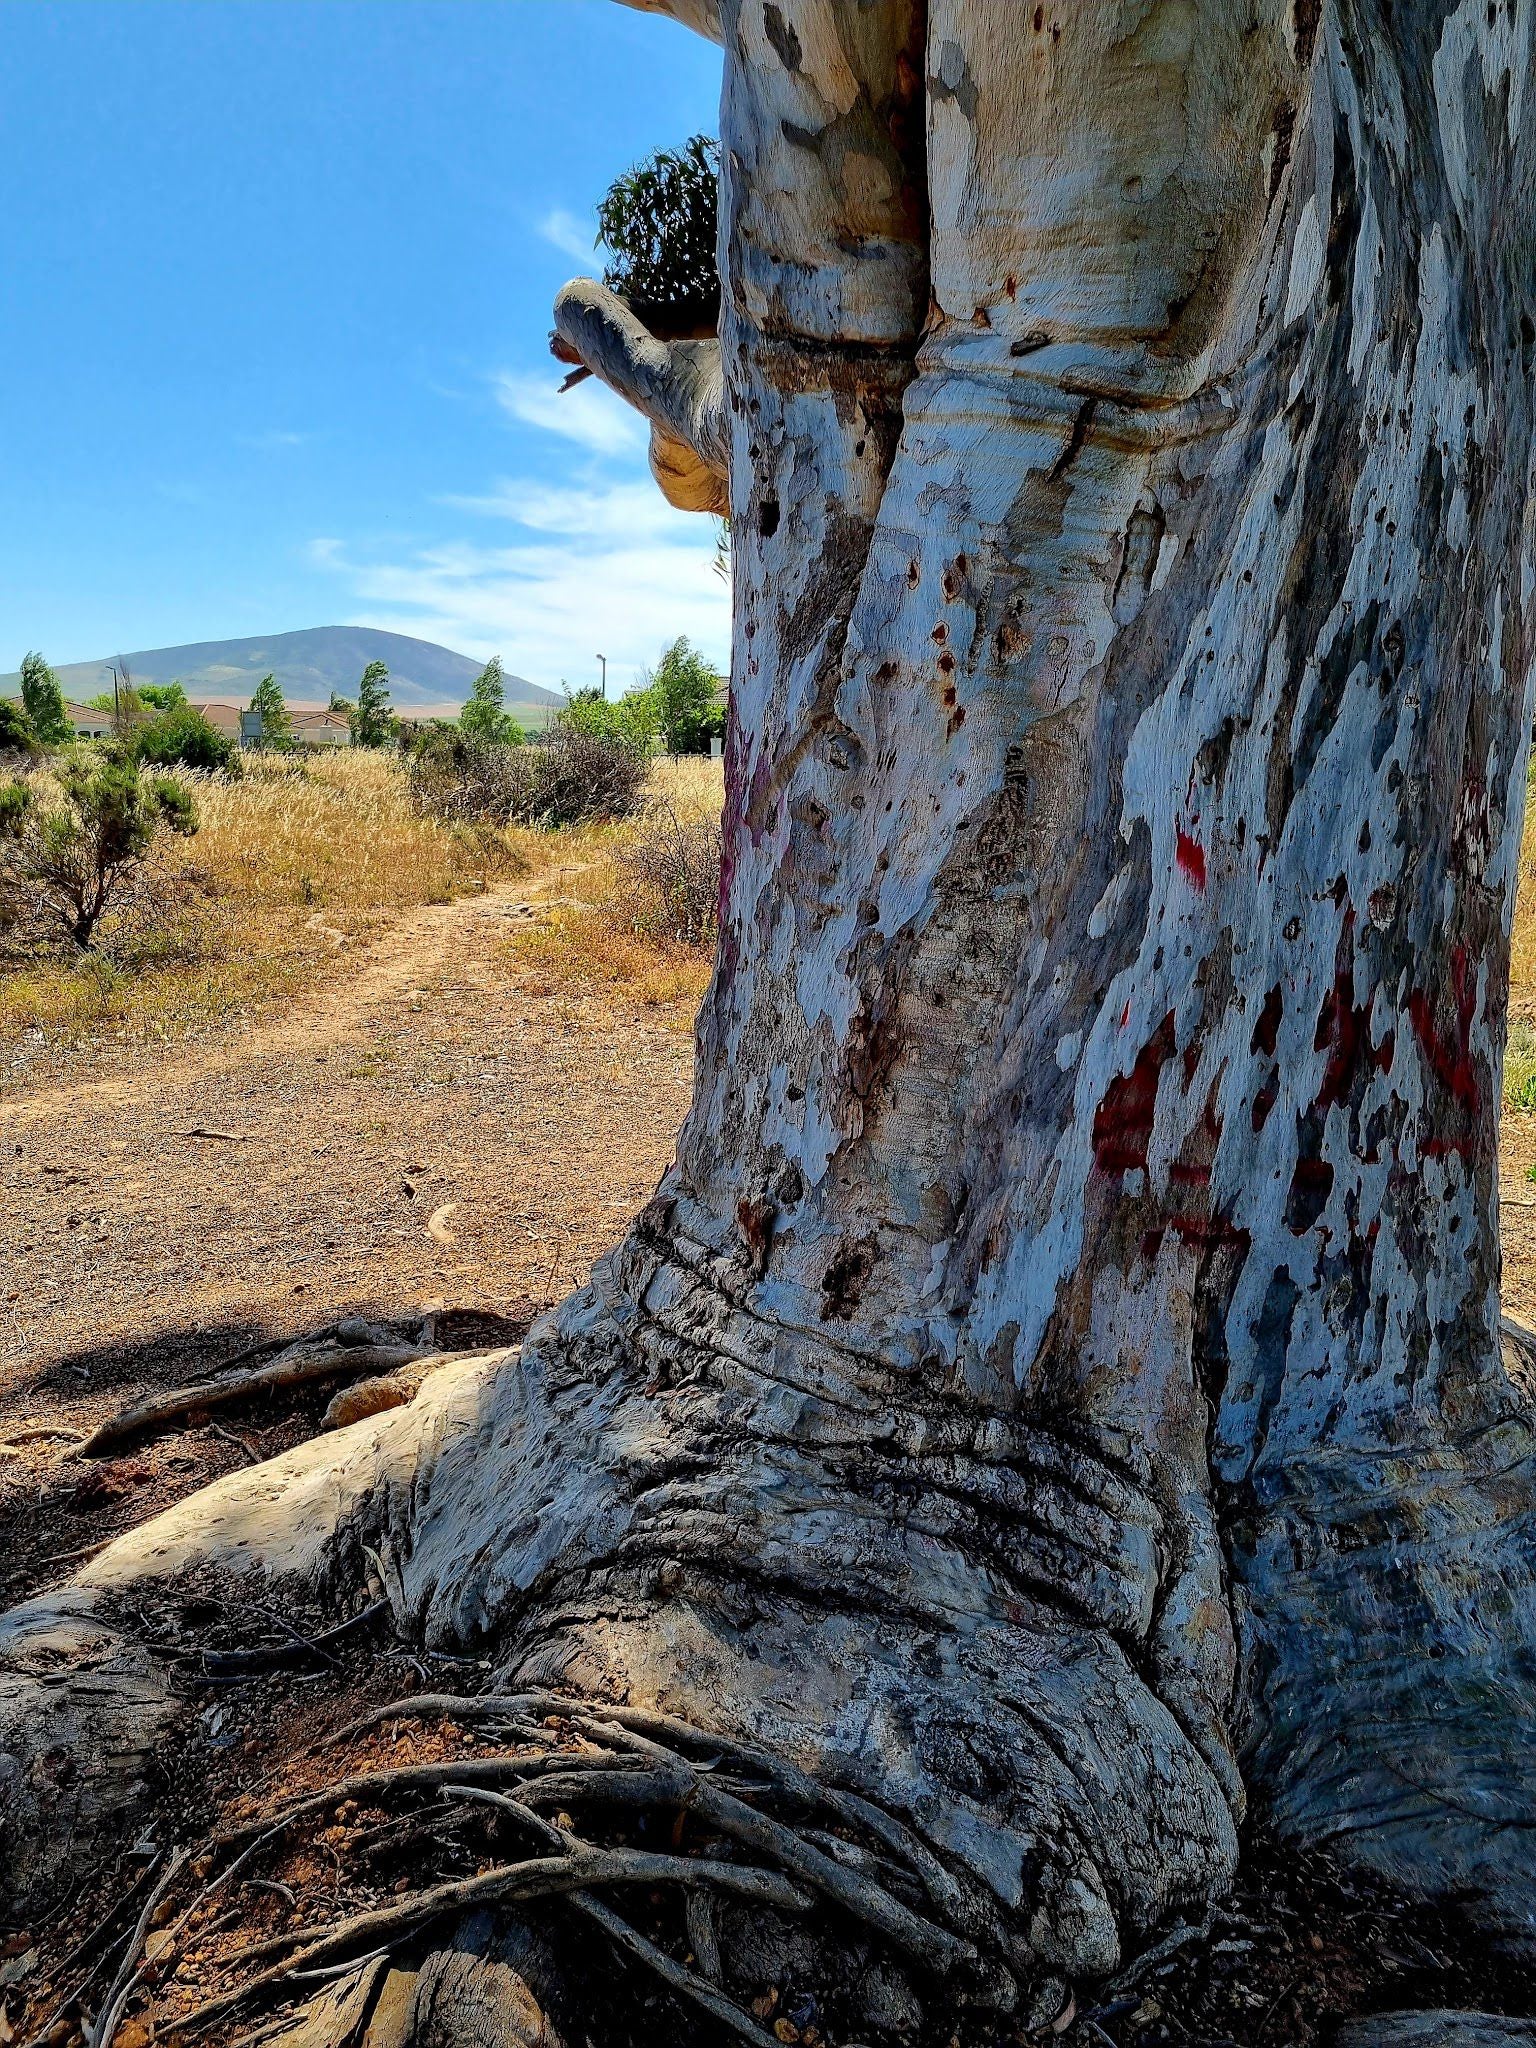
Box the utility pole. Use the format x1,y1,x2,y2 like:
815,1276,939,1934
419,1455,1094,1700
596,653,607,699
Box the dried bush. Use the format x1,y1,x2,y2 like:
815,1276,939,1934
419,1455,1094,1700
406,729,524,827
613,801,720,947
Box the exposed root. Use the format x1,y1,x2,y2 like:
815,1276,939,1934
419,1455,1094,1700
15,1687,1017,2048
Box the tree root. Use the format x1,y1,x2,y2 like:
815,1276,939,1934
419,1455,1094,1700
69,1343,440,1459
20,1686,1018,2048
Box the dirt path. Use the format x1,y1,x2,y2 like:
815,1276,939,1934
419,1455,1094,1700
0,863,692,1462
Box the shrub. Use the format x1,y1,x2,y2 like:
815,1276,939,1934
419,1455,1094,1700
130,705,237,774
505,726,649,826
406,727,524,826
409,724,648,830
614,802,720,946
556,685,656,754
0,754,198,950
0,700,37,754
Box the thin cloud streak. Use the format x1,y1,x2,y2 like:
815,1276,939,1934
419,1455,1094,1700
537,206,600,268
493,371,644,457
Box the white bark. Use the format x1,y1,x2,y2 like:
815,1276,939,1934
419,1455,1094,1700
7,0,1536,2027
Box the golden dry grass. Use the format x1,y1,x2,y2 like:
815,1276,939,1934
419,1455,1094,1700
500,755,724,1027
0,749,537,1060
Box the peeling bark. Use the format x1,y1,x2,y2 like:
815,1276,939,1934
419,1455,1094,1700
7,0,1536,2029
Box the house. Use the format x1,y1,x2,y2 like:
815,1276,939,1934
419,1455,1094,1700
291,709,351,748
61,701,113,741
187,702,243,739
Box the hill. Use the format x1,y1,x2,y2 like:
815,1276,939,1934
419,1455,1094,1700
0,627,562,718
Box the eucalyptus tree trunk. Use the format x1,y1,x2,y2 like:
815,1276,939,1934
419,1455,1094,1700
6,0,1536,2033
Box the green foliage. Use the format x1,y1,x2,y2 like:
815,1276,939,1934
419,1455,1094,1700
138,682,188,713
637,636,725,755
0,752,198,950
556,683,656,755
328,689,354,715
86,684,186,715
350,660,396,748
0,700,37,753
248,672,294,750
129,705,237,774
19,651,70,746
459,656,524,747
597,135,720,322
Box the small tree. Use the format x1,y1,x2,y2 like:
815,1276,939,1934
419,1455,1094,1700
348,660,395,748
18,652,69,747
638,634,724,754
557,682,656,755
248,672,293,751
459,655,523,747
0,753,197,950
138,681,188,713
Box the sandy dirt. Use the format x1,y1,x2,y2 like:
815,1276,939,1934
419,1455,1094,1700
0,866,692,1595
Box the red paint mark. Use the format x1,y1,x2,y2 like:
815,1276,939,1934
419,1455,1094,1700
1092,1012,1176,1173
1176,825,1207,889
1407,944,1482,1118
1120,1002,1131,1030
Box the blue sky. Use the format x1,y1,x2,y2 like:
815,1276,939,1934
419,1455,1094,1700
0,1,728,694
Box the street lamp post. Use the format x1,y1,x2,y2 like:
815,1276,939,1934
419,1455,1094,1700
596,654,607,699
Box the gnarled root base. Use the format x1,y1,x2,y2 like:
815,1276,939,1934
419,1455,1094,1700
3,1281,1534,2039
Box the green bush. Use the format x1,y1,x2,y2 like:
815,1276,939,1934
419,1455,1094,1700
0,753,198,950
556,685,656,755
129,705,237,773
0,700,37,753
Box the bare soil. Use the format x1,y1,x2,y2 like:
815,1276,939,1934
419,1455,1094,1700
0,864,691,1602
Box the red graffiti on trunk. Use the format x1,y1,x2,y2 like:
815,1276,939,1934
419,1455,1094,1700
1176,824,1207,889
1093,1013,1177,1174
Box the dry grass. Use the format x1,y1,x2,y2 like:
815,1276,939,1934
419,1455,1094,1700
501,756,723,1028
1510,764,1536,1110
0,750,538,1063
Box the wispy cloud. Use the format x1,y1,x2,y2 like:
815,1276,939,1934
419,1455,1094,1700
493,371,645,457
308,357,729,691
314,521,728,691
537,207,599,269
440,476,681,542
241,428,310,450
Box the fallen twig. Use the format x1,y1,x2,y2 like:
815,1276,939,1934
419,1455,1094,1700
1,1423,87,1447
208,1421,261,1464
574,1893,780,2048
90,1847,189,2048
171,1127,250,1143
199,1599,390,1680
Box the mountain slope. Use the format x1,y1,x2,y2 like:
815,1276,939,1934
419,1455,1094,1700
1,627,561,712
